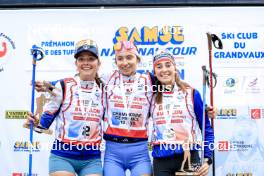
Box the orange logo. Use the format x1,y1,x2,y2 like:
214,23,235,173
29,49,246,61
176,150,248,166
218,141,229,151
0,42,7,58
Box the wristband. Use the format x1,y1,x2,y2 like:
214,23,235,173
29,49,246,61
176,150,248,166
205,158,213,165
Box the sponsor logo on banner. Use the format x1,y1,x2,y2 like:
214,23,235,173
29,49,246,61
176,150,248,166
13,141,40,152
218,141,230,151
242,76,263,94
0,32,16,72
102,26,192,78
250,108,263,119
12,172,38,176
40,40,75,56
215,32,263,60
5,110,29,119
217,108,237,119
222,77,240,94
111,26,189,57
248,78,258,87
12,173,23,176
231,140,253,152
218,140,253,152
225,78,236,87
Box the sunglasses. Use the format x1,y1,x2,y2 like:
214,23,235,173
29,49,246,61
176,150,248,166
113,41,137,51
76,39,97,49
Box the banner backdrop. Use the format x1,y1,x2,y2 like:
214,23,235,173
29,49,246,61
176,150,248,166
0,7,264,176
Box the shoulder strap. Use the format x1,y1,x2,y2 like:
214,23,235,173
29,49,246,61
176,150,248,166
60,79,65,101
149,71,155,85
53,79,65,117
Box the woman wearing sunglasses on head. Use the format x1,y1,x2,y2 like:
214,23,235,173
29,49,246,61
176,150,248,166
26,39,104,176
102,40,153,176
150,51,214,176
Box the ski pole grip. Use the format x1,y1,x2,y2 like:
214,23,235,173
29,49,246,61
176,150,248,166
206,32,212,51
31,45,45,62
202,65,207,85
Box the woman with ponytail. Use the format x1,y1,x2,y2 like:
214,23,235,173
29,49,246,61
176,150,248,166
150,50,215,176
26,39,104,176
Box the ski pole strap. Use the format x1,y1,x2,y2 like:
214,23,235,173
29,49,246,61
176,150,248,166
202,67,217,88
31,45,45,62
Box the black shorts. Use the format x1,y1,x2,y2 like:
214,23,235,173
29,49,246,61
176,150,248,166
153,150,200,176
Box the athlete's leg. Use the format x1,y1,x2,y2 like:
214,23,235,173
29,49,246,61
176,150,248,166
79,158,103,176
130,161,152,176
50,172,75,176
103,141,126,176
103,159,126,176
49,153,75,176
128,141,152,176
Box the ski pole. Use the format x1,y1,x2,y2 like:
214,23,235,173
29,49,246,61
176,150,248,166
29,45,45,176
201,65,207,165
206,32,223,176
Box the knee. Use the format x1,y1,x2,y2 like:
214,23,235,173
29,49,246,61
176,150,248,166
50,171,75,176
